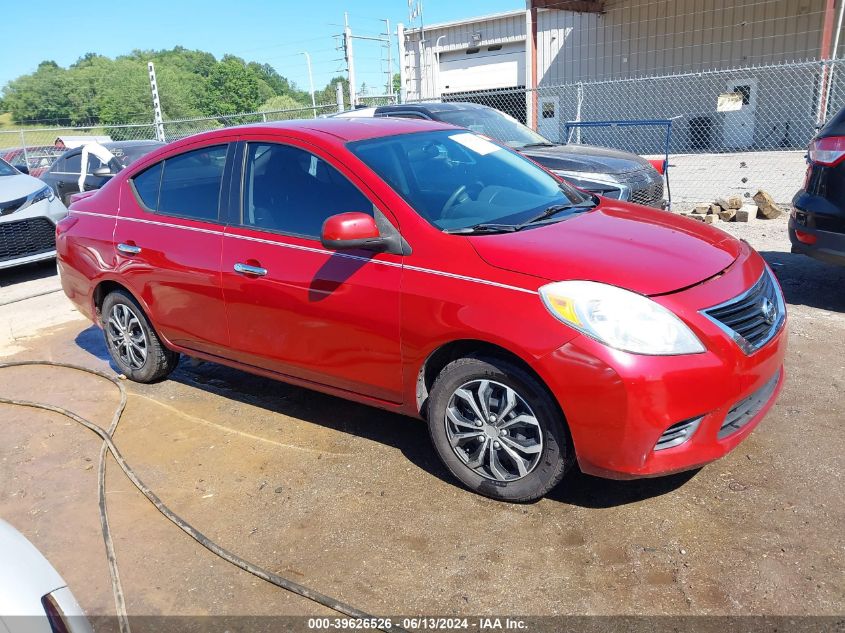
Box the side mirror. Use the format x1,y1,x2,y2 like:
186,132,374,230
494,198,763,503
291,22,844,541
15,164,29,175
321,212,387,251
92,166,113,177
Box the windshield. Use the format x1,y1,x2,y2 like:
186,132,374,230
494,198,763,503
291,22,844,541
0,158,18,177
110,143,163,168
349,130,590,232
435,108,551,149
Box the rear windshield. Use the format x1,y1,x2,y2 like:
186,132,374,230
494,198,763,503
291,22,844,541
820,106,845,138
110,144,164,168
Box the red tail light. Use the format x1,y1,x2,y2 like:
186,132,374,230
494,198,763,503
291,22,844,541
794,229,817,245
808,136,845,166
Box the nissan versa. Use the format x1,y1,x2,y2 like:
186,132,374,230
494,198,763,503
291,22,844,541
56,118,787,502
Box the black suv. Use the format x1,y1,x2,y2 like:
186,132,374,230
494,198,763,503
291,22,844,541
791,106,845,266
340,102,665,208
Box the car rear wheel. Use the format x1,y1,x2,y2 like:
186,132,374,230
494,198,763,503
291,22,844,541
427,355,573,502
101,290,179,383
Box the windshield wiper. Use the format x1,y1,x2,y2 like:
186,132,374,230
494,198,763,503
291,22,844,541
520,142,557,148
443,223,518,235
512,200,597,231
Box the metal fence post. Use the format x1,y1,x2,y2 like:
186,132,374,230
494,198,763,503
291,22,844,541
19,130,29,168
336,82,345,113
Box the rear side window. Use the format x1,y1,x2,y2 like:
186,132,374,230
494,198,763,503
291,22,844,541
63,153,81,173
132,162,162,209
129,145,227,222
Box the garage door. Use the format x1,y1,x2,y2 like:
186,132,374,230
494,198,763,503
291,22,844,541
439,42,526,94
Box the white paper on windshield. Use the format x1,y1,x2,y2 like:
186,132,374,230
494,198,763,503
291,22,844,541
449,132,502,156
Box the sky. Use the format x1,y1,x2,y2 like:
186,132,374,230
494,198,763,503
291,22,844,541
0,0,519,98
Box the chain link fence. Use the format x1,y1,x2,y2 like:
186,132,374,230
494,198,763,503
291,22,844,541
431,59,845,210
0,102,341,177
2,59,843,210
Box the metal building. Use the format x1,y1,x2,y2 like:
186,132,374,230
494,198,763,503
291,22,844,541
399,0,842,150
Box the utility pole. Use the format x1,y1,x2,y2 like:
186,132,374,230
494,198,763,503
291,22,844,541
147,62,165,142
301,51,317,118
397,23,407,104
383,18,394,99
344,12,357,107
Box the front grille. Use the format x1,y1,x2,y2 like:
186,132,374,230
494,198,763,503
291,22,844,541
0,195,27,216
0,217,56,263
654,415,703,451
702,268,785,354
719,369,781,439
618,169,665,208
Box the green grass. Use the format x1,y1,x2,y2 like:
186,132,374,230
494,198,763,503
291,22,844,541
0,112,112,149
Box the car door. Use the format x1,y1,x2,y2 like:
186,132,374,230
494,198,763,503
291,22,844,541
113,140,234,357
220,137,403,403
51,151,82,204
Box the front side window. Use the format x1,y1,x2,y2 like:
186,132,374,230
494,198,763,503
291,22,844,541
349,130,588,232
242,142,373,238
128,145,226,221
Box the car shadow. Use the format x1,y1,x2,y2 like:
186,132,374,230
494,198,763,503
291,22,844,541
761,250,845,313
0,259,57,288
74,324,698,508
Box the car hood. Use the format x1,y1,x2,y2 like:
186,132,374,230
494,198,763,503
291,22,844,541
468,203,741,296
521,143,654,175
0,173,44,203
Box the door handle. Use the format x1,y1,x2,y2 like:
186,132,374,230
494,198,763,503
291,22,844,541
117,243,142,255
234,262,267,277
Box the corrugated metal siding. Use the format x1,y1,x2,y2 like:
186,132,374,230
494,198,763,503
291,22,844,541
404,12,527,99
538,0,827,84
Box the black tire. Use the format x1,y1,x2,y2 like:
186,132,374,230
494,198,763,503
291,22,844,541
427,355,573,502
100,289,179,383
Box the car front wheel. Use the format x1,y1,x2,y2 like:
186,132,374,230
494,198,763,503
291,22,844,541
427,355,573,502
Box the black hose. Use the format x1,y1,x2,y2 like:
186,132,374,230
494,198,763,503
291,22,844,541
0,361,399,633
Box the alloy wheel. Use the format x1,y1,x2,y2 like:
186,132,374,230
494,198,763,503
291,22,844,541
444,379,543,482
106,303,148,370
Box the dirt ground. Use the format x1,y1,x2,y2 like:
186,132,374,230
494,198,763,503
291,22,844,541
0,213,843,623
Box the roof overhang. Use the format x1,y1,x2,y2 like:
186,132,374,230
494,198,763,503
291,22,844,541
531,0,605,13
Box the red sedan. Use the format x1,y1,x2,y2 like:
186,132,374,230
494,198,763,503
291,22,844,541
56,118,787,502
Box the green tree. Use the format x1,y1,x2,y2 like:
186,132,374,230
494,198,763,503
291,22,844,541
3,61,73,124
259,94,314,119
201,55,274,115
316,76,349,109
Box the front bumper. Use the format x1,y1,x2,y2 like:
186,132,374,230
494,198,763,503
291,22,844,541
0,197,68,269
534,247,787,479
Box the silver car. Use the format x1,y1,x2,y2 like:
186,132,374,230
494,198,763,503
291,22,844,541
0,158,68,270
0,519,92,633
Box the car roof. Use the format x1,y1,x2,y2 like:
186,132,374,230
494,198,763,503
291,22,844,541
375,102,492,116
166,117,456,146
58,140,165,157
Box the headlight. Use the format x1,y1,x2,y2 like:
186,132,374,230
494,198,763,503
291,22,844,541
539,280,706,355
29,185,55,204
552,170,628,200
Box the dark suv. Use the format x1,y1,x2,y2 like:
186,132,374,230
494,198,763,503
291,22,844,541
790,106,845,266
339,102,666,208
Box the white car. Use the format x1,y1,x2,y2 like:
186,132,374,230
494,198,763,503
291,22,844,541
0,519,92,633
0,158,68,269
